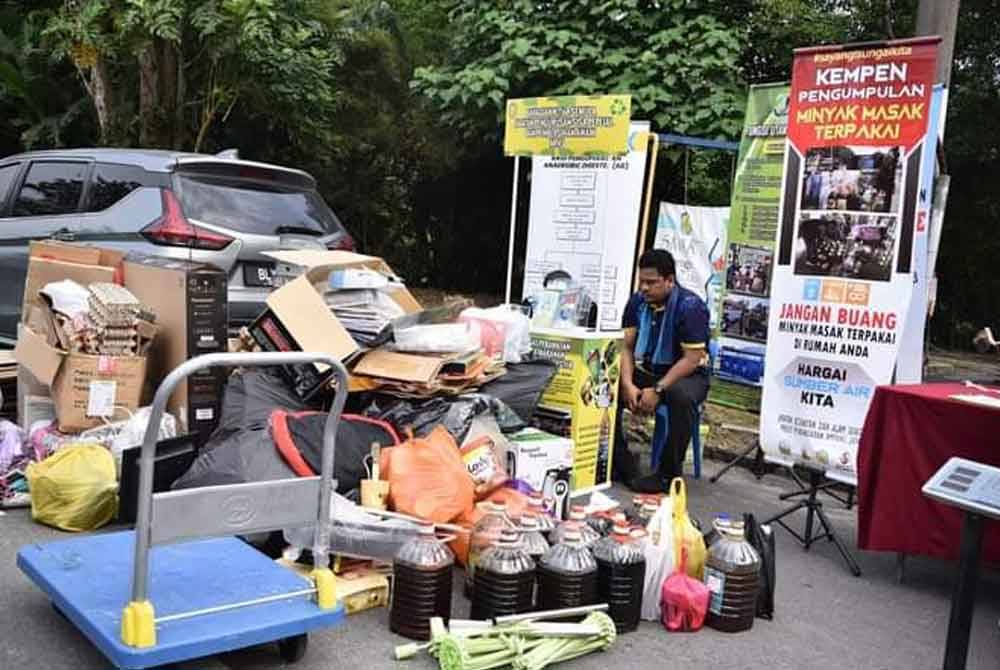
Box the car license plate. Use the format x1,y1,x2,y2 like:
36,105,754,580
243,262,274,287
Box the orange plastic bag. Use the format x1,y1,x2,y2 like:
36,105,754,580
379,425,474,523
486,487,532,518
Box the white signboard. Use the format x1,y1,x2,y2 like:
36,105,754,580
522,121,649,330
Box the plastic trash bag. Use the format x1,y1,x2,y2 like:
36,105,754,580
283,491,422,562
671,478,707,580
744,513,776,619
379,425,474,523
0,420,24,475
460,305,532,364
27,444,118,532
641,495,675,621
661,548,711,632
78,407,178,471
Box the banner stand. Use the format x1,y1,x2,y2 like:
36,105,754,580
708,424,766,483
503,156,522,305
762,463,863,577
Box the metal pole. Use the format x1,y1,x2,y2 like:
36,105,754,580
129,352,347,603
943,512,984,670
634,132,659,292
505,156,521,305
312,358,349,571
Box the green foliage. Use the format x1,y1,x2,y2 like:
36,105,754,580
412,0,747,143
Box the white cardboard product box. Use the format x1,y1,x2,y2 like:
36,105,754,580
503,428,574,517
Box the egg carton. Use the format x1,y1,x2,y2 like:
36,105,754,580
88,283,143,327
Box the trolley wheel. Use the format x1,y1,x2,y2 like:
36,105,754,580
278,634,308,663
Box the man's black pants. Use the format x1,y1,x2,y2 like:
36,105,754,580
613,371,710,483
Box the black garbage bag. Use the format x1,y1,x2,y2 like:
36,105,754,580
362,393,526,444
270,410,400,493
208,368,308,446
479,359,557,424
173,411,399,496
361,396,452,438
744,513,776,619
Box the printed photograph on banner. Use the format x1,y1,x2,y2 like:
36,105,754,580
725,244,772,297
717,339,766,386
794,213,897,282
721,295,769,342
800,145,903,214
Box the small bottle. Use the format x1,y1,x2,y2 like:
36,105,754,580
549,505,600,548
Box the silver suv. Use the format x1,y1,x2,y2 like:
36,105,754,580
0,148,355,344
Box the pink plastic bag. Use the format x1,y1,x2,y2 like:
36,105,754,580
661,548,710,632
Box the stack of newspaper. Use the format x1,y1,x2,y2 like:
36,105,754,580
323,289,405,346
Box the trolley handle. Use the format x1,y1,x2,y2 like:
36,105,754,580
130,352,349,604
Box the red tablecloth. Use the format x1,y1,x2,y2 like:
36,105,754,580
857,383,1000,562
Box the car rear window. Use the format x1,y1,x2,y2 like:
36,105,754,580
173,174,344,236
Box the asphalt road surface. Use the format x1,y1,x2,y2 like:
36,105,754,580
2,464,998,670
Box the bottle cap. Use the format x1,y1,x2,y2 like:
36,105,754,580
520,514,539,531
563,528,582,543
612,522,631,537
569,505,585,520
418,524,435,537
498,529,520,545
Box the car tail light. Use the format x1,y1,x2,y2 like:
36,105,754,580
141,190,234,251
326,234,356,252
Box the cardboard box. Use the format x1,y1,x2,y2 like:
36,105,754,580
15,241,148,433
249,251,420,398
21,241,125,322
123,255,228,441
504,428,573,519
529,328,622,495
15,323,147,433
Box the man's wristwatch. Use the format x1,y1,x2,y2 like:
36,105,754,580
654,380,669,395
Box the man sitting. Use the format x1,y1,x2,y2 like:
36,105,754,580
614,249,711,493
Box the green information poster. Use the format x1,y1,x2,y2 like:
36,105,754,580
712,83,789,411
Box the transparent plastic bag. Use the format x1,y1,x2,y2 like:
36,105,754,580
460,305,531,364
393,323,479,354
26,444,118,532
640,496,675,621
283,491,422,562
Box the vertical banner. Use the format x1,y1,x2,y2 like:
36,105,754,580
761,38,939,480
522,122,650,330
653,202,728,330
717,84,789,396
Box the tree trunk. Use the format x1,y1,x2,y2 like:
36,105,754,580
91,55,114,145
137,45,159,147
158,39,179,148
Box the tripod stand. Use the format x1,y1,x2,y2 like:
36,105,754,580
709,424,765,483
764,467,862,577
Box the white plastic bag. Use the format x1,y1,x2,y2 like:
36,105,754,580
78,406,178,470
393,323,479,354
460,305,531,364
640,497,676,621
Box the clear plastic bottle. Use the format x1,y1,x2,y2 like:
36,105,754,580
536,527,598,611
704,520,761,633
471,528,536,619
390,525,455,640
527,492,557,538
549,505,600,548
518,514,550,562
465,501,513,596
592,516,646,633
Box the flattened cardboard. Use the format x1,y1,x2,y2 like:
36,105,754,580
22,241,124,321
261,251,421,363
352,350,444,384
14,325,62,387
